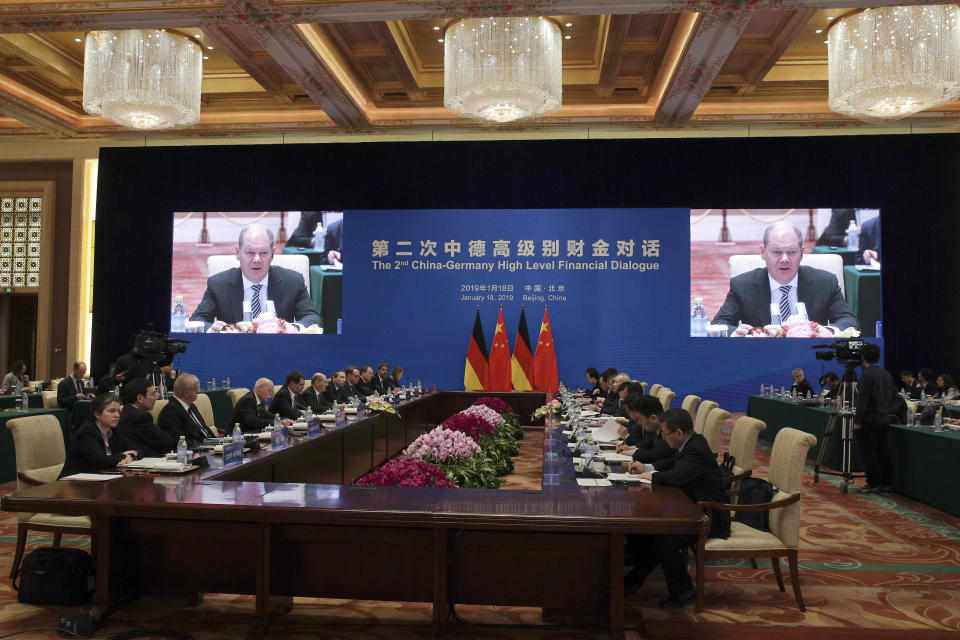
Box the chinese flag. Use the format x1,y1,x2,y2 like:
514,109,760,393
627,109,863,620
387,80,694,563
511,307,535,391
464,308,490,390
488,307,512,391
533,307,559,393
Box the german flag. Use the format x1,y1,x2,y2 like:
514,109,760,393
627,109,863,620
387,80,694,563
533,306,559,393
464,308,489,390
488,307,512,391
511,306,535,391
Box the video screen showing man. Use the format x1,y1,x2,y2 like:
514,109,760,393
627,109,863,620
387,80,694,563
711,222,859,336
190,223,321,332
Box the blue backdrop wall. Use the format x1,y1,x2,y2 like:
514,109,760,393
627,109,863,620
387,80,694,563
91,136,959,414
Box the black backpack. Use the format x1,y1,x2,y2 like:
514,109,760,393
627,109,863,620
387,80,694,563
734,478,776,532
14,547,94,605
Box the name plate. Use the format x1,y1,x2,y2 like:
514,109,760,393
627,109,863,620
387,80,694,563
271,428,285,449
222,441,243,466
307,418,322,438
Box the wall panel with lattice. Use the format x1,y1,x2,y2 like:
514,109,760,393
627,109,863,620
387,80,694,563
0,196,43,289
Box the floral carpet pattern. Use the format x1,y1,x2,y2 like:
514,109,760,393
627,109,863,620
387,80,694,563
0,421,957,639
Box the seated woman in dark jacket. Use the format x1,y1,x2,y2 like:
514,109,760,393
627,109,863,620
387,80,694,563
59,393,138,478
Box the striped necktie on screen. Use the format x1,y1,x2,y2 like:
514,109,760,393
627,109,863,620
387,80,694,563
251,283,262,319
779,285,792,321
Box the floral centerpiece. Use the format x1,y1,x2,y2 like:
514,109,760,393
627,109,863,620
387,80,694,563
354,457,457,488
472,396,524,440
735,319,861,338
442,411,497,442
217,318,298,334
404,426,481,463
531,400,563,421
366,398,400,417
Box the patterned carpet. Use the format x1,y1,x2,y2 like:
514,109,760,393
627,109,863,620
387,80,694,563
0,420,958,639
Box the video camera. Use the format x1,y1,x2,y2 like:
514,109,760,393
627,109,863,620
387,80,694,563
133,327,189,368
812,338,865,365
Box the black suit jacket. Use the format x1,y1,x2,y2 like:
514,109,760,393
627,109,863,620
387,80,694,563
791,379,814,397
631,428,675,464
286,214,343,262
298,387,333,414
712,266,859,333
57,376,85,409
858,216,880,264
815,209,857,247
232,392,275,432
272,386,301,420
371,376,389,394
158,397,214,447
190,265,321,328
600,390,619,415
324,384,347,405
355,379,376,398
117,404,176,458
385,377,401,390
652,433,730,539
59,421,135,478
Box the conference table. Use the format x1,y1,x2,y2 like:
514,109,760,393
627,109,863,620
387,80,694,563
748,395,960,516
2,391,707,639
0,393,42,410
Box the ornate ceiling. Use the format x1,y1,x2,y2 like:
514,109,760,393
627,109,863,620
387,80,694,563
0,0,957,138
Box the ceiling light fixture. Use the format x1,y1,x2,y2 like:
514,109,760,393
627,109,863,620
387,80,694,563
82,29,203,130
443,16,562,123
828,5,960,120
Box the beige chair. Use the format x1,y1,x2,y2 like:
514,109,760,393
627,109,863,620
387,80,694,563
273,384,283,398
207,254,311,296
6,415,91,579
41,390,58,408
150,398,169,423
728,416,766,477
694,400,718,435
729,253,845,297
701,406,730,455
695,427,817,613
648,383,662,397
227,387,249,408
638,381,648,394
657,387,675,411
681,394,701,422
194,393,217,435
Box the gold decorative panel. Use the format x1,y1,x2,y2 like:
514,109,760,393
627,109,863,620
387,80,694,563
0,195,43,289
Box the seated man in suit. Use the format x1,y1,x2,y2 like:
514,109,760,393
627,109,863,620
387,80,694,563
821,371,841,400
355,366,378,398
324,370,348,404
624,409,730,606
342,366,361,400
712,222,859,335
190,223,321,332
117,378,175,458
299,372,334,414
582,368,616,406
899,369,920,399
96,363,125,394
791,368,814,398
233,377,292,432
158,373,216,447
57,361,95,409
858,215,881,265
917,368,938,398
372,363,390,395
272,371,306,420
285,212,343,265
619,395,674,464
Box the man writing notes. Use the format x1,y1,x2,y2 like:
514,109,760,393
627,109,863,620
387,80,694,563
57,361,94,409
190,223,321,332
233,378,293,432
712,222,859,335
158,373,215,448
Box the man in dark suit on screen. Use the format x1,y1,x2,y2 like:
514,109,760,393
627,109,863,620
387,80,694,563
158,373,216,447
190,224,321,332
711,222,859,335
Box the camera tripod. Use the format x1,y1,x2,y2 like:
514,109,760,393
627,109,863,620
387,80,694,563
813,364,864,494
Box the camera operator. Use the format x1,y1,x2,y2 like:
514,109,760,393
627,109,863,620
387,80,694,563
854,343,895,494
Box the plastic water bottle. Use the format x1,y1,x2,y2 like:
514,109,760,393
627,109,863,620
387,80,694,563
691,298,707,336
313,223,325,251
171,295,186,332
232,423,242,443
176,436,188,466
921,390,926,403
845,220,859,251
305,407,313,423
934,408,943,432
906,406,915,427
335,405,346,428
20,391,28,411
818,393,825,408
274,415,282,431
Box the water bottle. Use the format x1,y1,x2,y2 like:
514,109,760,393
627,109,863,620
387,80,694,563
845,220,859,251
313,223,325,251
691,298,707,336
305,407,313,423
20,391,28,411
921,390,926,403
232,423,242,443
171,295,186,332
934,408,943,432
760,384,765,396
225,377,231,389
274,415,282,431
335,405,346,428
906,406,915,427
818,393,825,408
176,436,188,466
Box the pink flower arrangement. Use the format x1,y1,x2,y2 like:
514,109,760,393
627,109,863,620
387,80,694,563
472,396,514,414
404,426,481,462
462,404,506,429
217,318,298,334
354,457,458,488
442,411,497,442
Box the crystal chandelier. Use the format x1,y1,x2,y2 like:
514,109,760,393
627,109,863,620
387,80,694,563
828,6,960,120
444,17,562,123
83,29,203,130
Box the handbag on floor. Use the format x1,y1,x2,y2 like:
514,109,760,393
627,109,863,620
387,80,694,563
13,547,94,605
